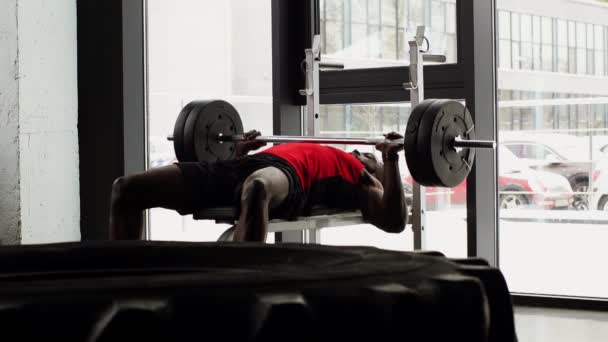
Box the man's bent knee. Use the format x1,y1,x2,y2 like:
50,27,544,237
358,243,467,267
111,176,137,208
241,177,270,203
241,168,289,207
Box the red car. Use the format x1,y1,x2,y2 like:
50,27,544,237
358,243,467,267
403,146,574,210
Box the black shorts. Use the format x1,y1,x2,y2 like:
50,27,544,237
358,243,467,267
175,154,305,220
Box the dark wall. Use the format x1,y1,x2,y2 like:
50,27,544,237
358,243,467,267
77,1,125,240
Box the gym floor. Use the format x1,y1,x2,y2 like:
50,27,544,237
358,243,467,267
515,307,608,342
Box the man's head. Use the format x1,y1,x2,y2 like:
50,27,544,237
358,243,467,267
351,150,384,182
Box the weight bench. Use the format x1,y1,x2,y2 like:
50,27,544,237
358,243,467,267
194,206,365,242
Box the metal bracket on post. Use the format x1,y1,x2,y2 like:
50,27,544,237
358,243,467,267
406,26,429,251
299,35,321,137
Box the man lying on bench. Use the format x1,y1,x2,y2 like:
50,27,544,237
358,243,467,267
109,130,407,242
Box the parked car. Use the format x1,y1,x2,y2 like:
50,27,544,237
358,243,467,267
500,132,594,210
403,146,574,210
498,146,573,210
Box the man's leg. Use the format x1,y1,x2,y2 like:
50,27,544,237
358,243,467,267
109,165,194,240
233,167,290,242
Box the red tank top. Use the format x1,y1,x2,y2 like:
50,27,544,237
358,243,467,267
261,143,365,190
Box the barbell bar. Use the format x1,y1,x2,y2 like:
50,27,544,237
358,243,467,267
168,135,496,150
170,98,495,188
216,133,495,150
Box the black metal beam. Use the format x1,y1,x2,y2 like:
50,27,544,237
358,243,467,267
320,65,466,104
77,0,125,241
271,0,314,134
77,0,146,240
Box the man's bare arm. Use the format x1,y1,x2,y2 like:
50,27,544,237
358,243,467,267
359,132,407,233
359,166,407,233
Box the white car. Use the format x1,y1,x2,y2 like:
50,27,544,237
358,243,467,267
498,145,574,210
500,132,597,210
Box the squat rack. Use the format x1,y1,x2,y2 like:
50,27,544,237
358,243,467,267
282,26,442,248
195,26,447,246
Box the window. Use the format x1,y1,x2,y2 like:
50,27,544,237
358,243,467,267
541,17,553,71
496,10,608,77
557,20,568,73
320,0,458,69
498,1,608,298
498,11,511,69
519,14,532,70
146,0,275,242
587,24,596,75
595,25,606,76
577,22,587,74
569,21,578,73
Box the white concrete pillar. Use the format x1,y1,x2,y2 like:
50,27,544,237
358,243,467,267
0,0,80,245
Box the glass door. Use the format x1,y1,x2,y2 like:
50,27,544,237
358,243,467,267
497,1,608,298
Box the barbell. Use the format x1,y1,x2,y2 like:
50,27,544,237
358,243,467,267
170,99,495,188
216,134,494,149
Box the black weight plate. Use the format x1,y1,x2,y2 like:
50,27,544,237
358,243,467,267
404,99,437,185
411,99,448,187
182,100,216,162
432,100,475,187
173,102,198,162
418,100,475,187
183,100,244,162
197,104,244,162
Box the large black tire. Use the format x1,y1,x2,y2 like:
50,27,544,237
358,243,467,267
0,242,516,342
